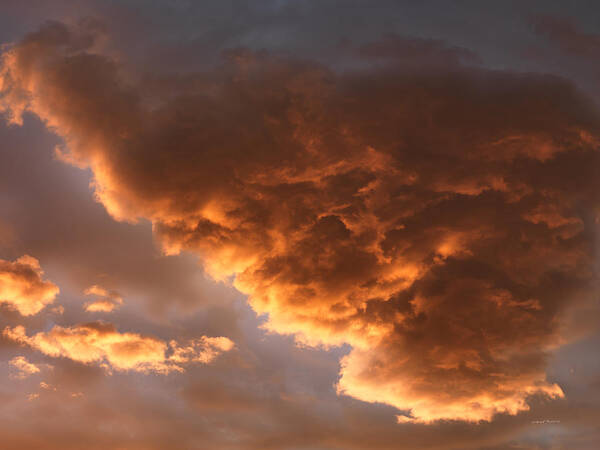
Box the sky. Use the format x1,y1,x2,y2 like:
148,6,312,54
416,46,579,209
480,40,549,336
0,1,599,449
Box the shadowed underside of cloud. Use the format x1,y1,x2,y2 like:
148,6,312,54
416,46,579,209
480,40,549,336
0,255,59,315
3,321,234,374
1,20,599,422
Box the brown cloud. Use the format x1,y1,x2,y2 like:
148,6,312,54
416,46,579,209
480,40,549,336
83,285,123,313
355,32,481,67
0,255,59,315
3,321,233,374
1,21,599,422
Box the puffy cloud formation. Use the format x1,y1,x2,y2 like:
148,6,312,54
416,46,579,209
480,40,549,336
83,285,123,313
355,32,481,67
39,381,56,391
0,255,59,315
1,21,599,422
3,322,234,374
9,355,40,379
169,336,235,364
530,14,600,58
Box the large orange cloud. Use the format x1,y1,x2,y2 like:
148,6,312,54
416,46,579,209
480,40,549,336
3,321,234,374
1,21,599,422
0,255,59,315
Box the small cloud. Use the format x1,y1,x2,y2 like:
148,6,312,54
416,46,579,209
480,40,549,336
27,393,39,401
169,336,235,364
83,284,123,313
50,305,65,315
0,255,59,315
39,381,56,391
85,299,119,312
3,322,234,374
9,356,40,379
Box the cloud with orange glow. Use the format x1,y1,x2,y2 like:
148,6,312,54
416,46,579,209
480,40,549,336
83,284,123,313
0,255,59,316
3,322,234,374
1,20,599,423
8,355,40,379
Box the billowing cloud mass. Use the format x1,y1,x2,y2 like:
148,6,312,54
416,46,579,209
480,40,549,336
3,322,234,374
83,284,123,313
530,14,600,58
0,255,59,315
9,355,40,379
1,20,599,422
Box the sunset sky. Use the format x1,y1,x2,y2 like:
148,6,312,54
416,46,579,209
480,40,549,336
1,1,600,449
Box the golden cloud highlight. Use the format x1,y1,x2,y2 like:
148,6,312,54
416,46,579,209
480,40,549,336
1,21,599,422
9,356,40,379
3,322,233,374
83,284,123,313
0,255,59,315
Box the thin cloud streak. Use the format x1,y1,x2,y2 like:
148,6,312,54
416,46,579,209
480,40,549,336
3,321,234,374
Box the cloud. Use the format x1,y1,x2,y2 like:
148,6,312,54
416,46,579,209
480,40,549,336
9,355,40,379
169,336,235,364
83,284,123,313
527,13,600,104
530,14,600,58
1,21,599,422
84,300,117,313
3,322,233,374
0,255,59,315
355,32,481,67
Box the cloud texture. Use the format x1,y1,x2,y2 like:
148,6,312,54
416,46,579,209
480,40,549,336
8,355,40,379
3,321,233,374
0,255,59,315
83,285,123,313
1,20,599,422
